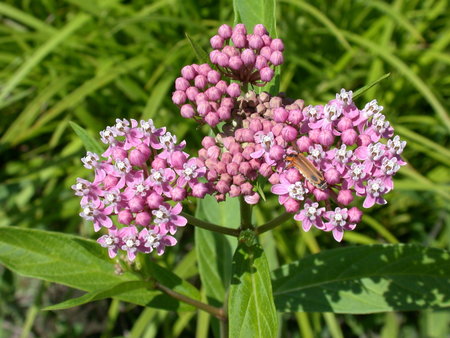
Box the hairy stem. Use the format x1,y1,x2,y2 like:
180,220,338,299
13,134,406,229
255,212,293,235
181,212,240,237
154,282,226,321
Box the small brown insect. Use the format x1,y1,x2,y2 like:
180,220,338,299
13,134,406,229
286,153,328,190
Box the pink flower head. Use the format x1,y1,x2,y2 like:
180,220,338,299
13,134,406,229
97,228,120,258
152,203,187,235
294,201,325,231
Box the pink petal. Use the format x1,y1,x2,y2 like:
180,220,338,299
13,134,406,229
332,228,344,242
363,195,375,208
271,184,289,195
171,215,187,227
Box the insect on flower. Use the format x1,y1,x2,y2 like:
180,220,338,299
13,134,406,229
285,153,328,190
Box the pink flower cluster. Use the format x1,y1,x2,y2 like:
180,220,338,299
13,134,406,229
72,119,209,260
172,24,284,127
196,88,406,241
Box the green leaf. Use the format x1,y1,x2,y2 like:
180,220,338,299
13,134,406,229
353,73,391,99
0,226,198,311
273,244,450,313
69,121,105,155
229,241,278,337
185,33,209,64
195,195,238,305
43,281,149,310
0,13,90,104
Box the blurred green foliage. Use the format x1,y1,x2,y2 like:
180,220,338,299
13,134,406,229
0,0,448,336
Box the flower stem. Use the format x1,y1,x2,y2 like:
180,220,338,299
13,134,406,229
154,282,226,321
239,196,253,230
255,212,293,235
181,212,240,237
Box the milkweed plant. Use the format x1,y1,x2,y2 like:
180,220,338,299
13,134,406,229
71,23,441,336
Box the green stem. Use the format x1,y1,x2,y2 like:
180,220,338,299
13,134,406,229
181,212,240,237
239,196,253,230
154,282,226,321
255,212,293,235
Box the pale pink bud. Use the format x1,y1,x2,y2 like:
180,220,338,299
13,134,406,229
260,46,272,59
175,77,190,91
129,149,147,166
185,86,199,101
249,159,260,170
269,144,284,161
259,163,272,177
348,207,363,223
270,51,283,66
318,130,334,147
255,55,268,70
207,70,221,84
309,129,320,143
180,104,195,118
205,87,221,101
118,209,133,225
229,56,243,70
244,192,260,204
288,109,303,124
171,187,187,201
337,117,353,131
270,38,284,51
337,189,354,205
201,136,216,149
216,52,229,67
129,196,145,212
181,65,196,80
313,188,329,201
192,182,209,198
197,101,211,116
239,162,252,175
207,169,218,181
171,151,187,169
232,33,246,48
210,50,220,63
229,185,241,197
249,119,263,132
248,34,264,49
241,182,253,195
198,64,211,76
285,167,301,183
222,45,239,57
217,106,231,120
216,180,230,194
135,212,151,226
194,75,207,89
210,35,224,49
234,23,247,35
342,129,358,145
229,142,242,155
324,168,340,185
241,129,254,142
281,125,298,142
147,192,163,209
172,90,186,105
296,136,312,152
284,198,300,213
207,145,220,159
227,83,241,97
274,107,288,123
218,24,233,39
242,146,255,160
241,49,256,65
226,162,238,176
253,24,267,36
233,174,246,185
221,97,234,109
260,67,274,82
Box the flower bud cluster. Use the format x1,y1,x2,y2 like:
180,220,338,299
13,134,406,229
210,24,284,85
172,24,284,127
72,119,209,260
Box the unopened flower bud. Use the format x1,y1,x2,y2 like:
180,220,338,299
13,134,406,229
171,187,187,201
118,209,133,225
324,168,340,185
337,189,354,205
342,128,358,145
348,207,363,223
135,212,151,226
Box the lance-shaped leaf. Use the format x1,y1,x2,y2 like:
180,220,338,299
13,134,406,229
229,240,278,337
272,244,450,314
0,226,199,311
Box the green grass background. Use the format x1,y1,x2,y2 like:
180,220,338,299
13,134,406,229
0,0,448,337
